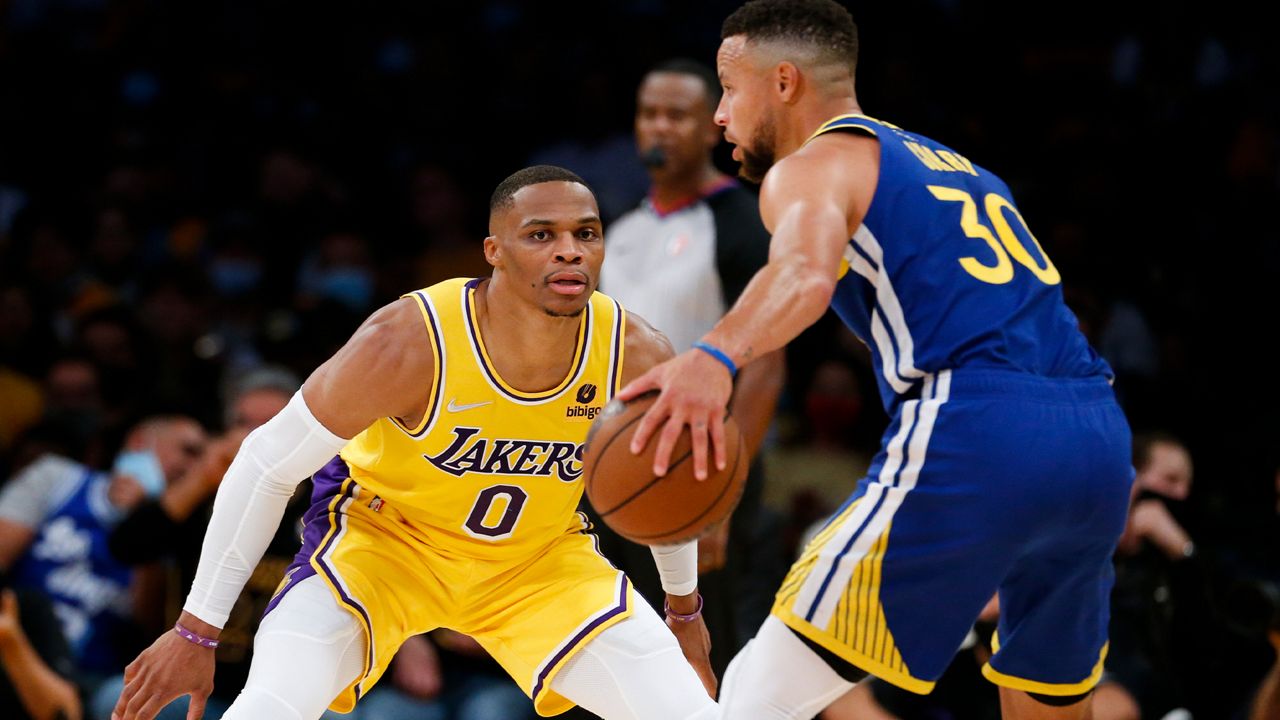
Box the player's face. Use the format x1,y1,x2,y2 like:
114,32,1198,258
716,35,779,183
635,73,719,180
488,182,603,318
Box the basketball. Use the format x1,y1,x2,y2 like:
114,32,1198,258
582,391,749,545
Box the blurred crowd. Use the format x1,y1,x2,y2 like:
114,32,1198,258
1,1,1277,719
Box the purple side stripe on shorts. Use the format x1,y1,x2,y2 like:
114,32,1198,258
263,455,350,617
530,574,630,701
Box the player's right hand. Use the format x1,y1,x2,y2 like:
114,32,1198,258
618,347,732,481
112,626,215,720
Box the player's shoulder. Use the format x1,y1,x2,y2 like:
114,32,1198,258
360,296,430,344
333,296,441,387
759,129,879,221
621,310,675,377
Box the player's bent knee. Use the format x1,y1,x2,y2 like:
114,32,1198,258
552,602,715,719
720,617,856,720
221,686,306,720
1027,688,1095,707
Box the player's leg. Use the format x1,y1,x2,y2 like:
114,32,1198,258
549,595,717,720
977,378,1132,720
982,541,1116,720
998,686,1094,720
718,615,861,720
220,575,365,720
740,372,1023,717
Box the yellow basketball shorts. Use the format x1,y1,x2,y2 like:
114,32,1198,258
266,457,634,716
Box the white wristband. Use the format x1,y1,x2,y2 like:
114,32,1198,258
650,540,698,596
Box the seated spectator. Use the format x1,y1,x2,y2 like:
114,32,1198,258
1095,432,1199,720
94,367,346,720
0,415,205,699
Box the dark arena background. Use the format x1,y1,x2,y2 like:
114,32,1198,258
1,1,1276,719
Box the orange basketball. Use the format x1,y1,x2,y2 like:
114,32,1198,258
582,391,749,545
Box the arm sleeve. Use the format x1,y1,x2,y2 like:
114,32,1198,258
183,392,348,627
709,186,773,306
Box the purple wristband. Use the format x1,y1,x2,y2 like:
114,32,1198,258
663,593,704,623
174,622,220,649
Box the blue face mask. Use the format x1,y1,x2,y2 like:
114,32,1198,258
112,450,166,499
317,268,374,311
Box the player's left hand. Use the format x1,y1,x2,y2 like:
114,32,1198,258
664,595,717,698
619,348,733,481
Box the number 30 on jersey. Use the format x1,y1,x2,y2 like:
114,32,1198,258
928,185,1061,286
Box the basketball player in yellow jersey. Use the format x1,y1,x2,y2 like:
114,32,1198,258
112,166,719,720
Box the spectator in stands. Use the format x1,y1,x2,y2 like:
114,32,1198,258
94,367,312,720
1094,433,1199,719
0,415,205,699
1,579,83,720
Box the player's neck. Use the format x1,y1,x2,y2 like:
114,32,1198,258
649,164,726,212
781,97,863,158
474,277,583,391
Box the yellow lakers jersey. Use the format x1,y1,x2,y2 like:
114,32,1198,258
338,277,626,558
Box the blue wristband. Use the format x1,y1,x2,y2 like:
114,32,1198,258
692,341,737,377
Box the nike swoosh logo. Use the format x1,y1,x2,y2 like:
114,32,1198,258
447,399,492,413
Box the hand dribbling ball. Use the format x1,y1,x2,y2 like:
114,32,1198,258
582,392,748,545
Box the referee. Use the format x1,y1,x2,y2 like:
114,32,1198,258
596,58,787,680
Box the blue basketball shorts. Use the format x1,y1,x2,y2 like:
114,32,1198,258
772,368,1133,696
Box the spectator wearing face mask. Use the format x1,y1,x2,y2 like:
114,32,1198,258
0,415,206,693
1093,433,1200,720
93,367,343,720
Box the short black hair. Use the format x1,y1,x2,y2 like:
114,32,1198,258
647,58,722,108
489,165,591,215
722,0,859,74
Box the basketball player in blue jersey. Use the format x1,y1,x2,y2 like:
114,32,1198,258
112,166,718,720
622,1,1134,718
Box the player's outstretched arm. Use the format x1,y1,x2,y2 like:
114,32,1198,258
113,298,433,720
621,132,875,481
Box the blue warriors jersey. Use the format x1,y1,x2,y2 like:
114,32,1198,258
817,114,1111,411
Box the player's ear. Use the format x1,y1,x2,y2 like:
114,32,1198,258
483,235,502,268
776,61,800,103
